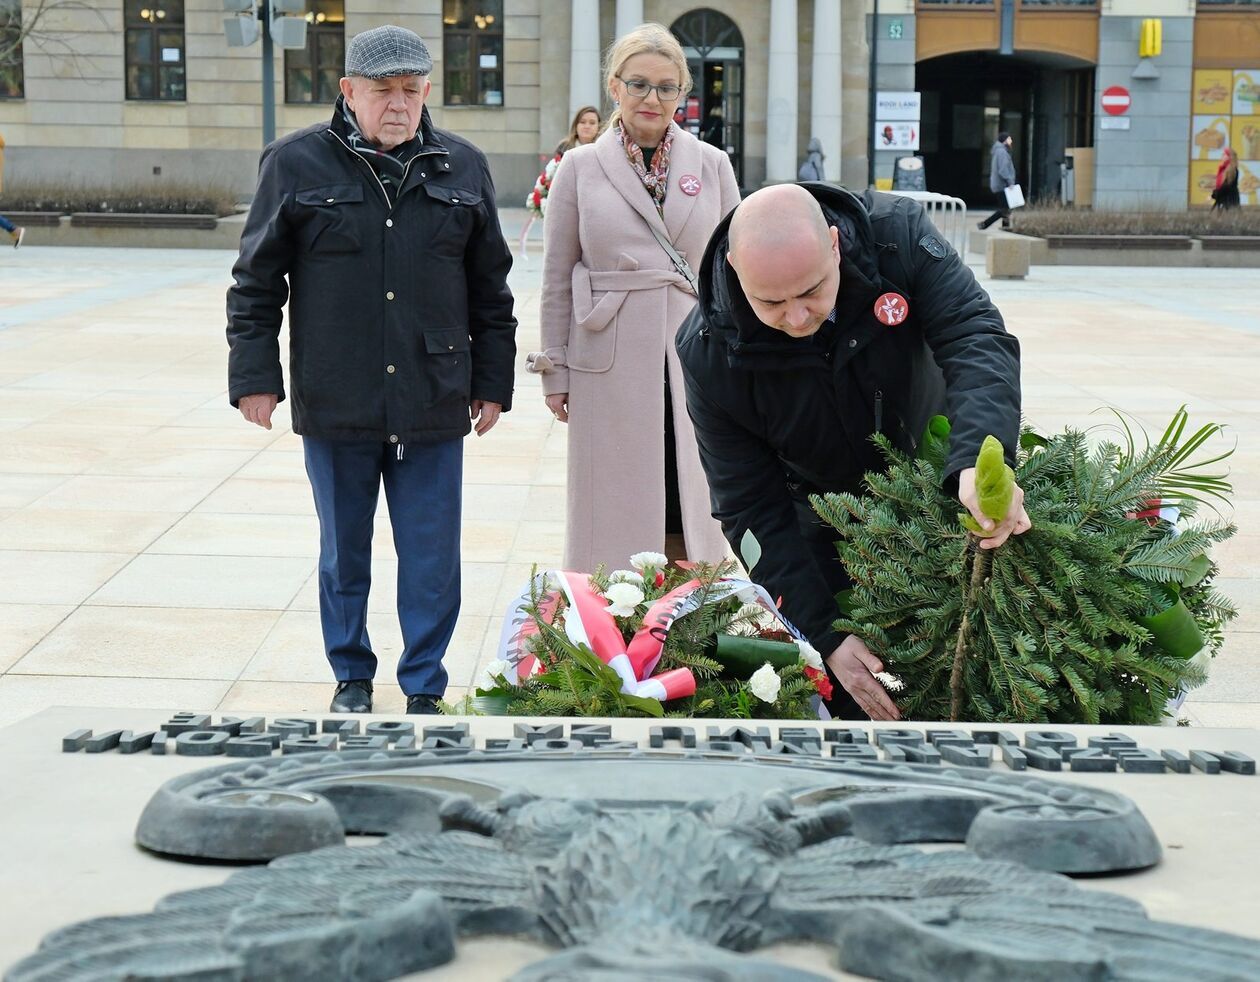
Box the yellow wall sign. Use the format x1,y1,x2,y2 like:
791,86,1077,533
1188,160,1219,208
1231,116,1260,160
1233,71,1260,117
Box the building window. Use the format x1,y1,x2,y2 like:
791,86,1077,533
124,0,185,101
285,0,344,104
0,0,23,99
442,0,503,107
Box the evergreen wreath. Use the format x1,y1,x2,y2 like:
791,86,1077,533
810,408,1237,725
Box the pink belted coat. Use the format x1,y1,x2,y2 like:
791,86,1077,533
528,124,741,572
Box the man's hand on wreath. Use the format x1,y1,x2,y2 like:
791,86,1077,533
957,466,1032,550
826,635,901,721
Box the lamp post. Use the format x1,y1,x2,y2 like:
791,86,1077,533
867,0,879,188
222,0,308,147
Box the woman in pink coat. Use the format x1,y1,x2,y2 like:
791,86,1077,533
527,22,741,572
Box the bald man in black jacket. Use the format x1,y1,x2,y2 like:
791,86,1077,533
676,183,1029,720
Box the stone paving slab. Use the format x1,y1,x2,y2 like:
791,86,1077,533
0,238,1257,729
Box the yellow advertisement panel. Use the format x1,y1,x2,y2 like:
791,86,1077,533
1189,160,1219,207
1240,160,1260,207
1191,115,1230,160
1231,116,1260,161
1234,71,1260,117
1193,70,1232,115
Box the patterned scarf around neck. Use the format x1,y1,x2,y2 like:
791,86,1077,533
618,121,674,216
341,102,421,185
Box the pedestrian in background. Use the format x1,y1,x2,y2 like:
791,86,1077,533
977,130,1016,231
798,136,826,182
1212,147,1240,211
226,25,516,716
519,105,601,259
0,132,25,248
527,22,740,571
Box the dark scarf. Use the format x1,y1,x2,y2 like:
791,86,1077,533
341,102,423,200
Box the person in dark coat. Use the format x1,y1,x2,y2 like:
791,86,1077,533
977,131,1016,230
226,25,516,716
676,183,1028,721
1212,147,1240,211
798,137,826,182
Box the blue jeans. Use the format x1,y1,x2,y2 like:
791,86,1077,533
0,214,14,233
303,436,462,697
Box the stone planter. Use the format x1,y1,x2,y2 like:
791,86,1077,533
69,212,218,230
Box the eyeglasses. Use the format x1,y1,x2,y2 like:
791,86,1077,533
617,76,683,102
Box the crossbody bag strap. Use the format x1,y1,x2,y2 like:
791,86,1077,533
645,220,700,296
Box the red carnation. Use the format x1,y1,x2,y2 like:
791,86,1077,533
804,666,833,701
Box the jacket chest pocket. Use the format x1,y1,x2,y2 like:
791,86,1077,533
294,184,364,254
421,183,481,255
422,329,472,408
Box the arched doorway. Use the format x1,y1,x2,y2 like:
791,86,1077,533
670,9,744,184
915,50,1094,206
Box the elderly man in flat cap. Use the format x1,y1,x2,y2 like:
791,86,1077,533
227,25,516,715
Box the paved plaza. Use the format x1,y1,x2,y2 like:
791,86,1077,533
1,215,1258,728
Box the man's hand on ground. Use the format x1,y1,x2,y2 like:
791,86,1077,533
471,400,502,436
957,465,1032,550
239,393,278,430
826,635,901,721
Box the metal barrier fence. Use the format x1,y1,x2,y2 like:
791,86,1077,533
885,190,969,257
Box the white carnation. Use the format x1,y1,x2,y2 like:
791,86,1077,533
604,581,645,617
608,569,645,586
629,551,668,572
875,671,906,693
748,662,781,703
796,639,824,671
477,658,512,690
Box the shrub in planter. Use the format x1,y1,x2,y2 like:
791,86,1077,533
810,408,1236,725
1,180,239,217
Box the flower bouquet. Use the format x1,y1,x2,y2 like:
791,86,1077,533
524,152,562,219
473,553,833,719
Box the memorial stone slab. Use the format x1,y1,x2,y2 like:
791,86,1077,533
6,710,1260,981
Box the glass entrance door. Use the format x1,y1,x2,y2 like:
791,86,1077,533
671,9,744,184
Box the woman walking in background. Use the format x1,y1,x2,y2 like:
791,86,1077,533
518,105,601,259
1212,147,1240,211
527,22,740,571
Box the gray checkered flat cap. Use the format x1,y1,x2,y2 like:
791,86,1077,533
345,25,433,78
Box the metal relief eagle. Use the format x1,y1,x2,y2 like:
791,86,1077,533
8,747,1260,981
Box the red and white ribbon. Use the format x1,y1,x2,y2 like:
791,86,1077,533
495,571,810,702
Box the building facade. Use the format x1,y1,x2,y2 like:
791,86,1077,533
0,0,1256,209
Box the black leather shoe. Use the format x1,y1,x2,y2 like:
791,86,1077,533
330,679,373,713
405,693,442,715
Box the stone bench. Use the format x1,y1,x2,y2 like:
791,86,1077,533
1198,236,1260,251
69,212,218,230
2,211,64,227
1042,234,1194,250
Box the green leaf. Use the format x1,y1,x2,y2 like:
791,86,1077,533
739,528,763,572
620,693,666,717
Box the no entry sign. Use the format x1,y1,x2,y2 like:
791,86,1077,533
1101,86,1131,116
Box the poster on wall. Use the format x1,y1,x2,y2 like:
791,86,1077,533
1232,116,1260,160
1191,114,1230,159
1232,70,1259,117
1188,160,1220,207
1188,68,1260,206
1240,160,1260,206
1193,69,1232,115
876,121,919,151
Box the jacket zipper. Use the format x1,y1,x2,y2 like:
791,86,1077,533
874,389,884,433
328,130,447,212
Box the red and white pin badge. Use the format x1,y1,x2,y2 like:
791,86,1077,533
678,174,702,196
873,292,909,326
